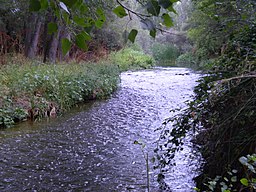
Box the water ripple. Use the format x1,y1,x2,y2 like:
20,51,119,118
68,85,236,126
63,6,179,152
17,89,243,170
0,67,201,191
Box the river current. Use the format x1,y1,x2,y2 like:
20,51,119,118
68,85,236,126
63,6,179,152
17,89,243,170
0,67,201,192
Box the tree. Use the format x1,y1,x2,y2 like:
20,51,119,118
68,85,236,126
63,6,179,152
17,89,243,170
188,0,256,58
0,0,181,62
0,0,28,54
28,0,180,57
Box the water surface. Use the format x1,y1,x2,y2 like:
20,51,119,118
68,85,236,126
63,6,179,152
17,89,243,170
0,67,201,191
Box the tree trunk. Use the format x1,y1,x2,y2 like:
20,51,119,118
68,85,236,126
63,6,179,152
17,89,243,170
57,25,70,62
43,14,50,63
43,12,61,63
24,13,42,59
48,25,61,63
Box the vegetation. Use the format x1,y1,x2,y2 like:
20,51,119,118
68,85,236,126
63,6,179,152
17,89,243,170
0,60,120,127
199,154,256,192
0,0,255,190
0,0,169,129
109,47,155,71
153,0,256,191
151,42,180,66
0,46,156,128
0,0,179,64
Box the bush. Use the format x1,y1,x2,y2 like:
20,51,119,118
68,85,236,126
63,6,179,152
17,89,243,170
109,47,155,71
176,49,214,70
151,42,180,66
176,52,197,67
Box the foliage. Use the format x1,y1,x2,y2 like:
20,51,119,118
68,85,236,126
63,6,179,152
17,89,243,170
176,52,197,68
0,96,27,128
152,0,256,190
212,24,256,74
196,154,256,192
25,0,180,53
109,47,155,71
154,72,256,190
0,61,120,128
151,42,180,66
176,49,214,69
187,0,256,71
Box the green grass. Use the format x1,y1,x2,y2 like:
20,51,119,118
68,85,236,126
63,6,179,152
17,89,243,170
0,48,155,128
0,62,120,127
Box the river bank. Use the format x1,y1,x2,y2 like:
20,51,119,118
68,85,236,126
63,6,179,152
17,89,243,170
193,73,256,191
161,71,256,191
0,62,120,128
0,67,201,191
0,49,155,128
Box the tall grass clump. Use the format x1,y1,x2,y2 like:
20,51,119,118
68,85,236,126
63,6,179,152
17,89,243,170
109,47,155,71
0,62,120,128
151,42,180,66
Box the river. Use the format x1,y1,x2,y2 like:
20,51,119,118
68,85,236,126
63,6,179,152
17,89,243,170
0,67,201,192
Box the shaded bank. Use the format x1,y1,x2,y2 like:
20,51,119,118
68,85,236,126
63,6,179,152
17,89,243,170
162,71,256,191
193,74,256,191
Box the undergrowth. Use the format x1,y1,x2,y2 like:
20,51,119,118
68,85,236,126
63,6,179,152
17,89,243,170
109,47,155,71
154,71,256,191
0,47,155,128
0,62,120,128
151,42,180,67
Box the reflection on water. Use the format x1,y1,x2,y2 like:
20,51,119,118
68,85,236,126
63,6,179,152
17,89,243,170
0,67,201,191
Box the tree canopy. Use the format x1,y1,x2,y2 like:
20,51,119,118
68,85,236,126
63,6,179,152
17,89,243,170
187,0,256,72
28,0,179,56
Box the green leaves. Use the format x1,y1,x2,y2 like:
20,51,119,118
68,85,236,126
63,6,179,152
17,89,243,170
162,13,173,27
95,8,106,28
29,0,41,12
75,34,87,51
47,22,58,34
240,178,249,187
147,0,161,16
61,38,72,55
113,5,128,18
40,0,48,10
27,0,179,55
128,29,138,43
73,16,86,27
147,0,177,16
75,32,91,51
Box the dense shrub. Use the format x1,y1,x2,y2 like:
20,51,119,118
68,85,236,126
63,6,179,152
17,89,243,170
176,48,214,70
109,47,155,71
176,52,197,67
151,42,180,66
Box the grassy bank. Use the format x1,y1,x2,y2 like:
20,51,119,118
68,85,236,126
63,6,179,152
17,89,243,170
0,49,155,128
0,62,120,128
